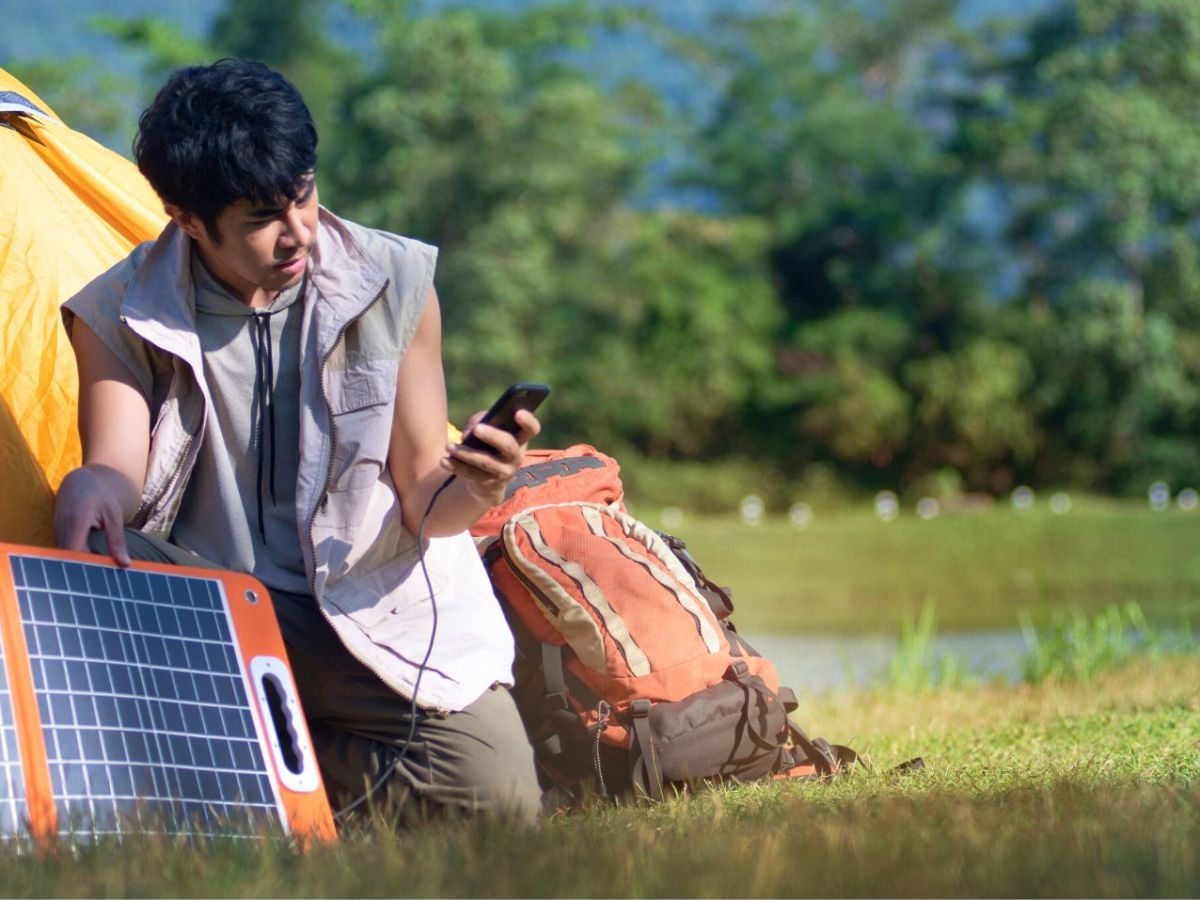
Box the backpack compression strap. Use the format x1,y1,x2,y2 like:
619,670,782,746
627,699,664,802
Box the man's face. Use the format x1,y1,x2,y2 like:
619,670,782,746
171,176,319,306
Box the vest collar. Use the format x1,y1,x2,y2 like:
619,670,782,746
120,207,389,358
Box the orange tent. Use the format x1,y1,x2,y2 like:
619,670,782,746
0,69,168,546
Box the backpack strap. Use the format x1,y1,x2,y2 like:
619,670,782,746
658,532,735,621
539,642,585,754
724,661,856,778
787,722,860,776
725,661,795,757
724,625,751,658
627,698,664,802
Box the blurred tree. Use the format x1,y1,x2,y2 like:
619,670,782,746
555,212,781,457
904,338,1036,489
96,0,357,140
91,14,212,76
324,1,783,452
690,0,1010,487
953,0,1200,490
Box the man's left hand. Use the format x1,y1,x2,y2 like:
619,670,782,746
443,409,541,507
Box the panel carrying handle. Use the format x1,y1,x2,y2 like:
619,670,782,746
249,656,321,794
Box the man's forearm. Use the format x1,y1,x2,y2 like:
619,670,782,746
405,470,500,538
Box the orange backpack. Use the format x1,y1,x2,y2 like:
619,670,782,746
473,446,855,803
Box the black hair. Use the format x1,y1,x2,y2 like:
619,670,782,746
134,59,318,241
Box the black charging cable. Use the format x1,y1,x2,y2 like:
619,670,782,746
332,472,457,821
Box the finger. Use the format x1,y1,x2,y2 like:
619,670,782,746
102,516,132,567
510,409,542,444
464,423,522,459
56,515,92,554
446,443,507,479
450,433,523,476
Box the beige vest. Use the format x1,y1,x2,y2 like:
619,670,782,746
62,209,515,712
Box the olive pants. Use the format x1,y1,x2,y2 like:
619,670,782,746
89,529,542,824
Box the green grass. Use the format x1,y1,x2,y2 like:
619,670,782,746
5,505,1199,895
648,498,1200,632
5,657,1198,897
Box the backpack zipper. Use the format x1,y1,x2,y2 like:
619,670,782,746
591,699,611,797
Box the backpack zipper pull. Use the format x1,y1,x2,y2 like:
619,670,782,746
591,700,611,797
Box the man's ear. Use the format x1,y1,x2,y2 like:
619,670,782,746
164,204,206,242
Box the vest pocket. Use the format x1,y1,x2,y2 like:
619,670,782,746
326,360,397,493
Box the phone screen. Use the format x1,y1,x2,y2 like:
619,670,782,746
460,382,550,453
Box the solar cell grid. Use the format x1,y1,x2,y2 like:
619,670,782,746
0,653,26,838
10,555,285,837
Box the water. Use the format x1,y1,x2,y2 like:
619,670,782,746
741,630,1028,693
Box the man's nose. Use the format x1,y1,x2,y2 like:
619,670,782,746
280,206,311,249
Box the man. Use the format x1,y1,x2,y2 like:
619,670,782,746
52,59,543,822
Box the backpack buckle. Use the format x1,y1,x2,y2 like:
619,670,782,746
544,690,570,712
629,698,652,717
726,660,749,680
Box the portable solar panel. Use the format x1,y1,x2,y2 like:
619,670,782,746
0,543,335,842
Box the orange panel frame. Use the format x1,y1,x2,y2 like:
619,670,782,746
0,542,336,843
0,550,55,840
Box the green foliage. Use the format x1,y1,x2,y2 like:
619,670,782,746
877,597,1196,696
554,212,781,455
1020,601,1196,684
322,3,642,438
23,0,1200,491
320,3,783,452
953,0,1200,489
92,14,212,76
691,1,1010,489
883,597,969,693
905,338,1037,485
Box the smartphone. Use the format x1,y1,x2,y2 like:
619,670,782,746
460,382,550,454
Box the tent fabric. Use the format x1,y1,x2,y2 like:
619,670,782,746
0,68,168,546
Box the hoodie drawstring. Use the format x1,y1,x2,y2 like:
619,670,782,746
250,309,280,544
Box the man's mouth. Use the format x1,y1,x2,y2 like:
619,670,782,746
274,252,306,273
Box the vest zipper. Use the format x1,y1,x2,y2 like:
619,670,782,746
132,431,196,529
304,285,441,707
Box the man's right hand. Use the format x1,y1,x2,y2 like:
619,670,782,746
53,465,135,566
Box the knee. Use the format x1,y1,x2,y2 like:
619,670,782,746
426,686,544,824
461,746,543,825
